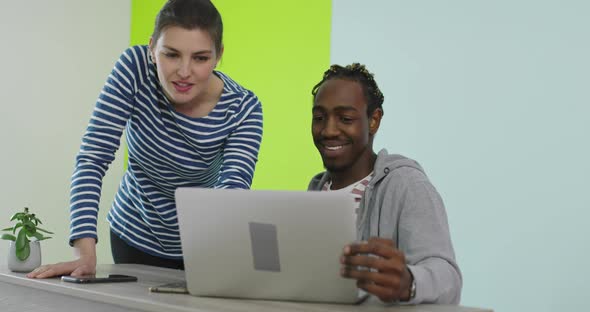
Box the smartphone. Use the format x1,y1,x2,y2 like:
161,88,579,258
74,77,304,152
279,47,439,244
61,274,138,284
148,281,189,294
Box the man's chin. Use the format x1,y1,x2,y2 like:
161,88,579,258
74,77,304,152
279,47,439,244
322,160,348,173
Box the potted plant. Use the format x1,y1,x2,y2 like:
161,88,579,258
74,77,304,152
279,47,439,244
1,207,53,272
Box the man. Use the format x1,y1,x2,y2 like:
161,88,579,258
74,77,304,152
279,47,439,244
308,63,462,304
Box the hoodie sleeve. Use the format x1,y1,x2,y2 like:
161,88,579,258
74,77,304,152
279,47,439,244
397,178,463,304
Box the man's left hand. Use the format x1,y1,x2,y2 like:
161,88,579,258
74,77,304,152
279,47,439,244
340,237,413,302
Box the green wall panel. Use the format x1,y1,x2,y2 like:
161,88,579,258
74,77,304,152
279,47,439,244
130,0,331,190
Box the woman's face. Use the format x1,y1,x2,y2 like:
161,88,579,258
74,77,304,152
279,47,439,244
149,26,221,107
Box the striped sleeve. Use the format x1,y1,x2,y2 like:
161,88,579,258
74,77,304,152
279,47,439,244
215,92,263,189
69,47,140,245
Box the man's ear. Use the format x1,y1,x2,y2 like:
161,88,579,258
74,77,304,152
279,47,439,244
369,108,383,136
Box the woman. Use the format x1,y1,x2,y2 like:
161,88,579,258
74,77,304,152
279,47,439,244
28,0,263,277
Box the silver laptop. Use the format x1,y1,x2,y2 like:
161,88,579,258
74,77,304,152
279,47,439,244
174,187,360,304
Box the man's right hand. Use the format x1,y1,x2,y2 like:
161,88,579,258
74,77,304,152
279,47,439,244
26,237,97,279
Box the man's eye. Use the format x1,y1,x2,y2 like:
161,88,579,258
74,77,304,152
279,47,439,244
312,115,324,122
340,117,354,123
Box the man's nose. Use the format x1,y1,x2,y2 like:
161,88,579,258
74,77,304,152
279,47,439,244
321,118,340,137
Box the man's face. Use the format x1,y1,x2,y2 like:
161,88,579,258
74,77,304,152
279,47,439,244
312,79,380,173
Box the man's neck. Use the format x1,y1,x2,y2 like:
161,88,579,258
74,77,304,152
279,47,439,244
329,151,377,190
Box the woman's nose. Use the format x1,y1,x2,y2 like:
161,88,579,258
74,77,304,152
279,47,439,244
177,60,190,78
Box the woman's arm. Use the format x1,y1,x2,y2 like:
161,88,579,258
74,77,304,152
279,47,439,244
68,46,140,245
28,47,143,278
214,92,263,189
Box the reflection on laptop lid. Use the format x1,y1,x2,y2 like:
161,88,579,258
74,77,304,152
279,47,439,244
175,188,360,304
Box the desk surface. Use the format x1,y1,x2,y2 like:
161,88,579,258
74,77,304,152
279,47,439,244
0,264,491,312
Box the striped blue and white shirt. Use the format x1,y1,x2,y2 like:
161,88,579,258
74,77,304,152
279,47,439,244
69,45,263,259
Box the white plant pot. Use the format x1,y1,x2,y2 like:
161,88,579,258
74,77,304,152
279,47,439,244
7,240,41,272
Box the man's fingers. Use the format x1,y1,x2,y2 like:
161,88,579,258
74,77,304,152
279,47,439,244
341,266,399,289
367,237,395,248
344,241,399,259
341,239,408,303
357,279,399,302
341,254,403,273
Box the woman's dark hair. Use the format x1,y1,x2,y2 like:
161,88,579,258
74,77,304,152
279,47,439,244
311,63,384,116
152,0,223,55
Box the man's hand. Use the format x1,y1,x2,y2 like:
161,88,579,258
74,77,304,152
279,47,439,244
340,237,413,302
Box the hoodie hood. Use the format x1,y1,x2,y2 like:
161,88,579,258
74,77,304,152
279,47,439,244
372,149,425,184
308,148,425,190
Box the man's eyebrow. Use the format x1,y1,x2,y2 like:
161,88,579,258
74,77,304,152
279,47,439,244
333,105,358,112
312,105,358,112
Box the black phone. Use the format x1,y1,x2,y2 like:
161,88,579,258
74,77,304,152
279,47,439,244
61,274,138,284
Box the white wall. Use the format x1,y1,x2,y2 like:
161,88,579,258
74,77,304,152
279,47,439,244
0,0,130,266
331,1,589,311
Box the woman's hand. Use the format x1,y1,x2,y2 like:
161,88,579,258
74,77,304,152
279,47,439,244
26,257,96,278
26,237,97,279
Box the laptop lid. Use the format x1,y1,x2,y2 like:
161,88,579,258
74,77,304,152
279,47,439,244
175,187,360,304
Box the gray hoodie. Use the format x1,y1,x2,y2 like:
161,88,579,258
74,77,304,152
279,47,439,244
308,149,462,304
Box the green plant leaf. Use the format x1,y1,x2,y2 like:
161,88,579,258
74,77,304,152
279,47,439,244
24,222,37,235
10,212,25,221
16,229,27,250
16,241,30,261
2,227,13,231
30,231,45,240
26,229,38,238
1,233,16,241
36,227,54,234
36,236,52,241
12,222,23,234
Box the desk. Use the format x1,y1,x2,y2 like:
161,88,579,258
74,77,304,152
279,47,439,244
1,264,492,312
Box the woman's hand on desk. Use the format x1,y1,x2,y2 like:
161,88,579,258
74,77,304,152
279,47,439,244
26,237,97,279
26,257,96,278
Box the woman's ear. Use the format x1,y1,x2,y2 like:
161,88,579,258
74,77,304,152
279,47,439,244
369,108,383,136
148,37,155,63
215,45,225,66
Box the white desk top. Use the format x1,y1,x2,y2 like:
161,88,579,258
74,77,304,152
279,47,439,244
0,264,491,312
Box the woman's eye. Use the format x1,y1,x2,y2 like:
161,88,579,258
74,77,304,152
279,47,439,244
163,53,178,58
194,56,210,62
